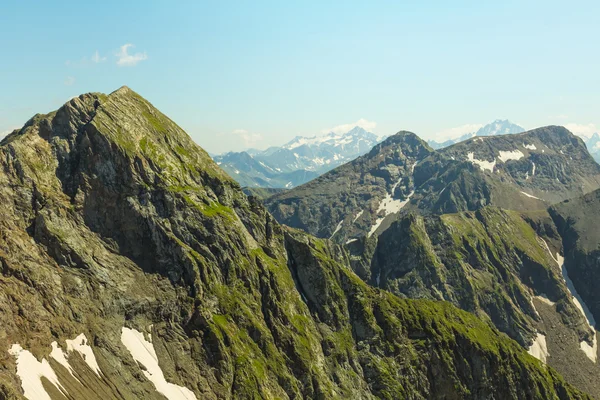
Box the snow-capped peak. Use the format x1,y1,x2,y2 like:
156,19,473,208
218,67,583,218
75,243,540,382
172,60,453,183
282,126,377,150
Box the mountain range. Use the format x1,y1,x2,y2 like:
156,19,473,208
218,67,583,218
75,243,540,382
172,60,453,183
214,126,383,188
0,87,598,399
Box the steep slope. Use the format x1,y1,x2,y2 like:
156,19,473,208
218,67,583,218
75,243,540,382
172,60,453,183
428,119,525,149
0,87,588,399
265,132,433,241
550,189,600,358
268,126,600,244
353,206,600,396
340,203,600,396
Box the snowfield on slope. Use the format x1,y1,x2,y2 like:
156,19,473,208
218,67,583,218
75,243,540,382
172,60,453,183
121,327,197,400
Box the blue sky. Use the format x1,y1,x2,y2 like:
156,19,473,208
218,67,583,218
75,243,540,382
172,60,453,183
1,1,599,153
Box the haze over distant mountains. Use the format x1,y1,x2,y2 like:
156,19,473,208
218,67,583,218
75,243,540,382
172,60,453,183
214,126,384,188
427,119,526,149
214,119,600,189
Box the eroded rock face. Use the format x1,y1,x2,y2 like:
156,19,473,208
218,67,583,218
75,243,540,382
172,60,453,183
0,87,590,399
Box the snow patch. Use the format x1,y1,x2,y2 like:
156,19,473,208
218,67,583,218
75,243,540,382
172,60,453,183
535,295,556,306
50,342,76,378
368,165,416,237
520,191,542,200
121,327,197,400
330,220,343,239
528,333,549,363
66,334,101,376
353,210,364,223
9,344,67,400
523,143,537,150
531,162,536,177
466,152,496,172
497,149,525,163
346,238,358,245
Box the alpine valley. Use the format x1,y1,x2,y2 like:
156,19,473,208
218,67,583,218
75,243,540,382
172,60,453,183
0,87,599,400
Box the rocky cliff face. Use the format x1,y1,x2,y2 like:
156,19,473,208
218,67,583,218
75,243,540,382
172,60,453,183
0,87,589,399
369,208,588,346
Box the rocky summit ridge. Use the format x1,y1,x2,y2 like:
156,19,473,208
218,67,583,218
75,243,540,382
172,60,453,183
0,87,590,399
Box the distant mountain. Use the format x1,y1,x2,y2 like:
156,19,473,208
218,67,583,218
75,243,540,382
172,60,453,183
213,126,384,188
584,132,600,163
428,119,525,149
214,151,318,188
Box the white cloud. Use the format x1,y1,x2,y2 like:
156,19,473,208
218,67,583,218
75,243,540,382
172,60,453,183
432,123,483,141
91,50,106,63
116,44,148,67
232,129,263,147
322,118,377,134
564,123,598,140
64,76,76,86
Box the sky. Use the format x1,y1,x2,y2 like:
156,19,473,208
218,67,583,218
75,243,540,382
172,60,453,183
1,1,599,153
